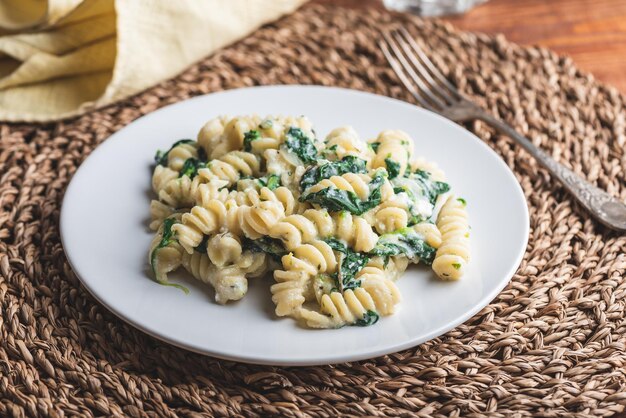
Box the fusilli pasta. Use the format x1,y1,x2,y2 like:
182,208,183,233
146,115,470,329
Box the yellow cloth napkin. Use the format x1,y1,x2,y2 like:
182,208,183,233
0,0,307,122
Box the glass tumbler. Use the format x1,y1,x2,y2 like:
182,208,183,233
383,0,486,16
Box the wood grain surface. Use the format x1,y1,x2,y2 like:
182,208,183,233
315,0,626,93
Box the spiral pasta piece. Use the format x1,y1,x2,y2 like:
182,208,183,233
172,199,241,253
271,240,337,317
409,156,446,181
238,200,285,240
432,196,470,280
197,151,260,186
167,142,199,171
207,116,261,159
207,232,243,267
181,251,248,304
152,165,178,195
413,222,442,249
149,200,175,231
148,219,183,285
269,209,378,252
374,207,408,235
306,173,371,200
324,126,372,161
370,130,413,177
232,186,308,216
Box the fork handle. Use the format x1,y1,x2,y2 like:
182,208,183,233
479,113,626,231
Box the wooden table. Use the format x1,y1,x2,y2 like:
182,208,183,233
316,0,626,93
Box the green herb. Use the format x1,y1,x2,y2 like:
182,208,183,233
285,127,318,164
179,158,206,178
385,158,401,179
243,130,261,152
258,174,281,190
369,142,381,153
354,310,380,327
338,250,370,291
452,263,462,270
323,237,348,254
265,174,281,190
154,139,195,166
243,237,287,261
195,236,209,253
370,227,436,265
300,156,368,191
457,197,467,206
405,170,450,205
150,218,189,293
301,188,362,214
300,171,386,215
259,119,273,129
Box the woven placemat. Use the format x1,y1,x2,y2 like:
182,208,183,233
1,4,625,417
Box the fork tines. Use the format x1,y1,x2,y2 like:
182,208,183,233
379,27,462,111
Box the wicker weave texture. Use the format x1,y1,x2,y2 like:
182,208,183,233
1,4,625,417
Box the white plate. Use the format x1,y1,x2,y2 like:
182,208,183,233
61,85,529,366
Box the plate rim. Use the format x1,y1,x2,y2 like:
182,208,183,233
60,84,530,366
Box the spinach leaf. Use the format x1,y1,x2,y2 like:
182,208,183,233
154,139,195,166
322,237,369,291
243,237,287,261
323,236,348,254
300,171,386,215
368,142,381,153
285,127,318,164
150,218,189,293
354,310,380,327
300,156,368,191
195,235,209,253
406,170,450,204
243,130,261,152
179,158,206,178
338,250,370,291
370,227,436,265
258,174,281,190
385,158,401,179
301,187,362,214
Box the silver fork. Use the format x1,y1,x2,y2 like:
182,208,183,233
380,27,626,232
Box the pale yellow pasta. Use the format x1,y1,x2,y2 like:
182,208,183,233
167,141,198,171
182,251,248,304
173,199,241,253
148,218,183,285
305,173,371,200
370,130,413,176
148,117,470,328
271,240,337,317
194,178,233,206
413,222,442,249
231,186,308,216
432,196,470,280
149,200,175,231
324,126,372,161
207,232,242,267
197,116,229,157
373,207,408,235
197,150,260,186
152,165,178,195
269,209,378,252
206,115,261,159
264,148,307,192
409,156,446,181
238,200,285,240
158,175,201,208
